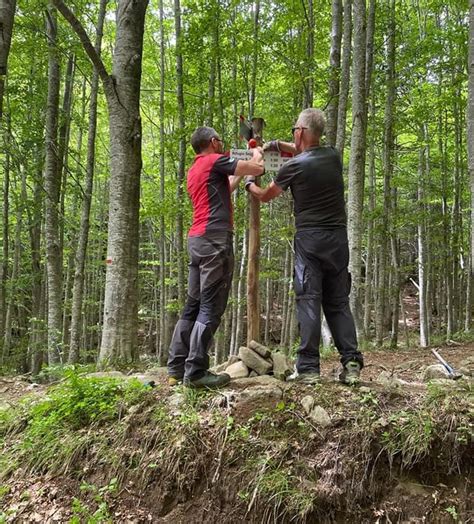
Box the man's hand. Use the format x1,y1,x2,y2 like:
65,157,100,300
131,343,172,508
245,177,256,191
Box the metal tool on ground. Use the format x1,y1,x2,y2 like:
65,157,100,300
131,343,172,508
430,348,463,380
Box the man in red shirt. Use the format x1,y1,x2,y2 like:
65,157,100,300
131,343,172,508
168,126,264,388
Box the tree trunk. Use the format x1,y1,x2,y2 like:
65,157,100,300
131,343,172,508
335,0,352,154
174,0,185,309
347,0,367,335
0,0,16,118
326,0,342,146
69,0,107,363
469,0,474,291
158,0,167,364
303,0,314,108
418,145,429,347
44,4,63,364
98,0,149,364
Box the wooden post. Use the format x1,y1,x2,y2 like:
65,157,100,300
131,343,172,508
247,117,264,344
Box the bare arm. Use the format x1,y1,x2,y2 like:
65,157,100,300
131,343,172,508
264,140,298,155
247,180,283,202
230,147,265,192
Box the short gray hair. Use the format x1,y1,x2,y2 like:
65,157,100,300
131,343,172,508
297,108,326,137
191,126,219,153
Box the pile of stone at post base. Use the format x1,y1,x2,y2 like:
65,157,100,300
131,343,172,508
211,340,293,381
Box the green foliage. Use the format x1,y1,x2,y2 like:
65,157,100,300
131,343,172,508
70,478,118,524
0,372,150,476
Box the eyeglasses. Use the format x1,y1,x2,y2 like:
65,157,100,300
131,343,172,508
291,126,307,135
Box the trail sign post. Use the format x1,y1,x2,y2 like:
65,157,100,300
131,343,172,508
245,117,264,344
233,117,293,345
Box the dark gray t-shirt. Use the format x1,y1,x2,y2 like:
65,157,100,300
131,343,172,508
274,146,347,230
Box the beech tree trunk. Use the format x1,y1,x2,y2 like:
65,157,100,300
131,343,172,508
467,0,474,327
0,0,16,118
68,0,107,363
335,0,352,154
347,0,367,334
326,0,342,145
44,4,63,364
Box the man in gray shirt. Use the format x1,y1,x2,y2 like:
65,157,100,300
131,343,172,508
245,108,364,384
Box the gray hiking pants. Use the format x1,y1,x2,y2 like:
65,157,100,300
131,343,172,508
167,232,234,380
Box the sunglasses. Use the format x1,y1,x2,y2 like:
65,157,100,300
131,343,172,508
291,126,308,135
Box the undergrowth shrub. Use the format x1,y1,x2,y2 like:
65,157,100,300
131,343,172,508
0,372,152,476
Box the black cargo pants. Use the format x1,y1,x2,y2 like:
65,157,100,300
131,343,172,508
294,227,363,374
167,232,234,380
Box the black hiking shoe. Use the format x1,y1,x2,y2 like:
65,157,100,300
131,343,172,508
339,361,361,385
184,371,231,389
287,372,321,384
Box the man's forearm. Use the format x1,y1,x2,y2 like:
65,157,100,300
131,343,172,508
229,175,243,192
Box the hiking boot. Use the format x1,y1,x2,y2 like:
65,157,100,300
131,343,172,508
184,371,231,389
168,375,183,387
287,372,321,384
339,361,361,385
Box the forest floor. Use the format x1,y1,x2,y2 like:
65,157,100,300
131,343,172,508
0,339,473,523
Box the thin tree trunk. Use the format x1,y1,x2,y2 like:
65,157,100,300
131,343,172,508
326,0,342,145
44,4,63,364
233,230,248,355
363,91,376,337
158,0,167,364
304,0,314,108
175,0,185,308
68,0,107,364
418,145,429,347
335,0,352,154
347,0,367,335
469,0,474,297
0,112,10,337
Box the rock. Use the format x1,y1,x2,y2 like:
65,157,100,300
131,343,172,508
301,395,315,414
249,370,258,377
376,371,406,388
423,364,450,382
167,392,185,414
429,379,459,388
230,375,280,387
210,361,229,374
271,352,292,381
308,405,331,427
86,371,126,379
457,367,472,377
227,354,241,366
131,373,165,386
359,386,372,394
248,340,271,358
239,346,273,375
232,380,284,403
225,361,250,379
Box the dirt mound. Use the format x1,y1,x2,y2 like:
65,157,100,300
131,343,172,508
0,347,473,523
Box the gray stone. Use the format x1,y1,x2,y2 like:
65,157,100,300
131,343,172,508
376,371,405,388
167,392,185,414
301,395,315,414
249,370,258,378
239,346,273,375
248,340,271,358
227,355,240,366
210,361,229,374
230,375,280,387
429,379,459,388
225,361,250,379
423,364,450,382
85,371,126,379
271,352,292,381
308,405,331,427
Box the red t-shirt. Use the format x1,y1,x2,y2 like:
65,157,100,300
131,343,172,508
187,153,238,236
